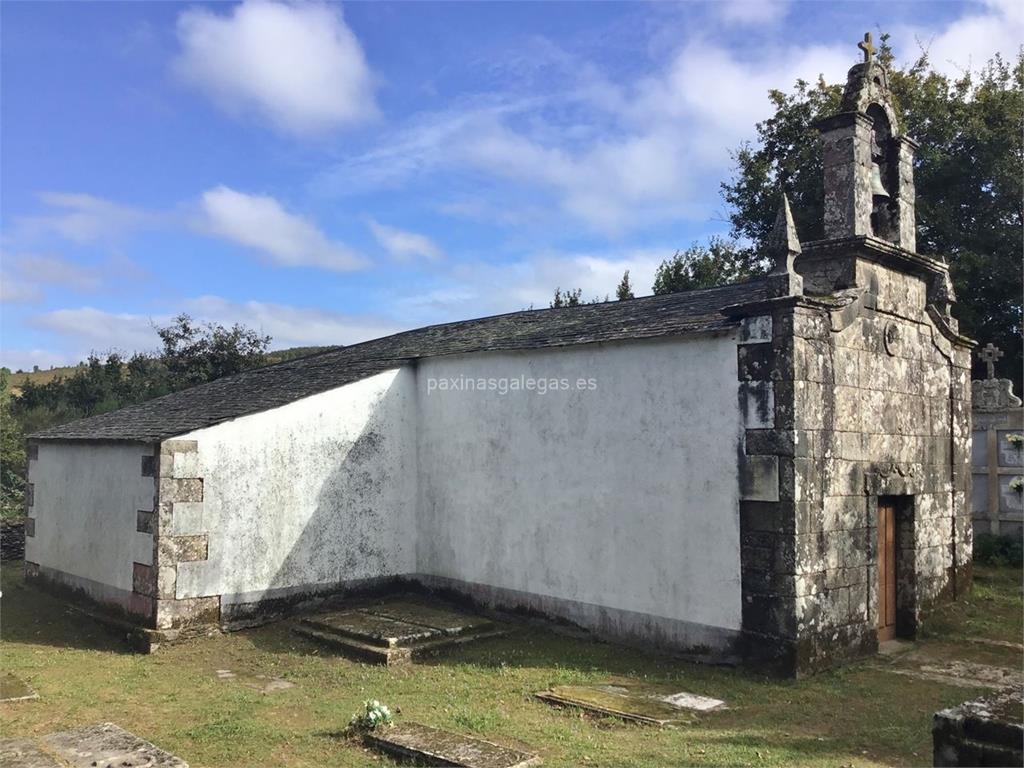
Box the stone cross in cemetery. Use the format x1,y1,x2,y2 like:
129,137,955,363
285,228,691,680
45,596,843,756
857,32,876,63
979,342,1004,380
971,341,1023,537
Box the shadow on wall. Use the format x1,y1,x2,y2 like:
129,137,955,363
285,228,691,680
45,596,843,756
233,375,415,622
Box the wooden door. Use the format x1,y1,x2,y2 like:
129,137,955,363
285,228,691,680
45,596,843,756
877,501,897,642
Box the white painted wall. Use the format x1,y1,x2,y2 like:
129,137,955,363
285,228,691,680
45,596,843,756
172,368,417,607
26,442,154,600
33,333,743,639
416,335,743,632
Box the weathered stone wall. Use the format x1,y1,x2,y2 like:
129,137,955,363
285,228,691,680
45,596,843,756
1,519,26,561
793,260,971,672
736,252,972,675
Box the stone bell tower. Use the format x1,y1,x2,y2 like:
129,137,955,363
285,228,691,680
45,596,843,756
726,34,975,677
816,33,918,251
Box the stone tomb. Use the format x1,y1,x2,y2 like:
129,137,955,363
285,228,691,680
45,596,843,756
293,596,507,665
933,686,1023,767
0,723,187,768
535,682,726,725
364,722,541,768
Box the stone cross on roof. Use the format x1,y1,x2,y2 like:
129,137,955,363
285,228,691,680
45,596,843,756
858,32,876,63
979,342,1004,379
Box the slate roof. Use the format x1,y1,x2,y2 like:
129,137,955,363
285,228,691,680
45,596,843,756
30,278,768,442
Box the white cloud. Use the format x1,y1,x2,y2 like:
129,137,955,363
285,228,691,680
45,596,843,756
199,185,367,271
713,0,791,26
17,245,673,368
323,38,851,235
893,0,1023,76
17,192,157,243
0,275,42,304
183,295,402,348
24,297,402,364
367,219,443,262
174,0,378,136
31,307,161,355
390,248,668,324
11,254,104,292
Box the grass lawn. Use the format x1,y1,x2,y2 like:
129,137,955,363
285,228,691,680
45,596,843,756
1,563,1020,767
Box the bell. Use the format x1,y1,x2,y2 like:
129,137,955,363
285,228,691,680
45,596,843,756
870,162,890,198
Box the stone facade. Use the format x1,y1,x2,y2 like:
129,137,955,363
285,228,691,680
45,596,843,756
730,41,974,676
732,243,972,676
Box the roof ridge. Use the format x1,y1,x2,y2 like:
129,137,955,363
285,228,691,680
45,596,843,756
30,276,769,442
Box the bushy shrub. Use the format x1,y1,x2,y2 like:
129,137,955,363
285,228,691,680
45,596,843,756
974,533,1024,567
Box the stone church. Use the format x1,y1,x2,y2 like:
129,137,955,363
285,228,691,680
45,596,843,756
25,39,973,676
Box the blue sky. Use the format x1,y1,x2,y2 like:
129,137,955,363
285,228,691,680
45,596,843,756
1,0,1019,370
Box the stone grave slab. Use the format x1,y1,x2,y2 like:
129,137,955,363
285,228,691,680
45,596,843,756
536,684,684,725
364,722,541,768
0,672,39,702
363,600,495,635
293,597,508,665
304,611,442,647
660,691,726,712
43,723,188,767
885,657,1023,689
214,668,295,693
0,739,62,768
535,682,725,725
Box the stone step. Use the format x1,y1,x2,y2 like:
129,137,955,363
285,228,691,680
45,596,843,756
293,624,410,665
363,722,541,768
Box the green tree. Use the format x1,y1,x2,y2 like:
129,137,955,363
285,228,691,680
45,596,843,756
550,287,583,308
722,40,1024,384
549,288,606,307
652,237,766,295
616,270,635,300
13,315,272,433
1,370,26,519
157,313,271,388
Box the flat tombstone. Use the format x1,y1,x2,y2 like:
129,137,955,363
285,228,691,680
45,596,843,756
364,722,541,768
535,685,684,726
535,682,727,724
0,739,62,768
213,669,295,693
364,600,494,635
43,723,188,768
0,673,38,703
306,611,441,647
